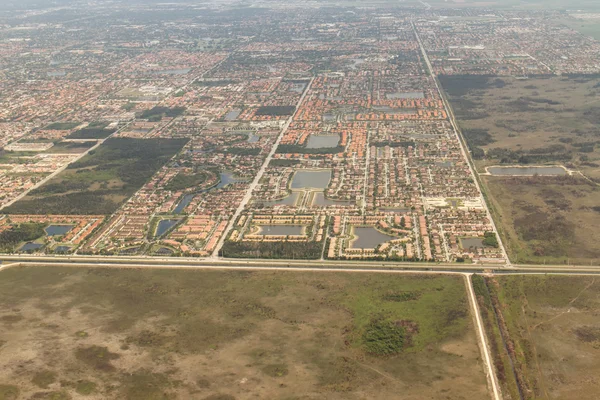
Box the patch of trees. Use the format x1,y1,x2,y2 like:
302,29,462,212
5,138,187,215
462,129,495,160
372,140,415,148
482,231,499,248
221,147,261,156
0,223,46,252
362,318,406,356
276,144,344,155
139,106,186,121
255,106,295,116
44,122,80,130
220,240,323,259
195,80,239,87
269,159,300,167
439,75,506,97
67,128,115,139
165,171,208,191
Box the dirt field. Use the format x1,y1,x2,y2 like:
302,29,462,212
473,274,600,400
0,266,489,400
483,175,600,265
441,75,600,180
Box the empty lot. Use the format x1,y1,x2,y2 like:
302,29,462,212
0,266,489,399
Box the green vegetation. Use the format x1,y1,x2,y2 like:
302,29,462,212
484,175,600,264
269,159,300,167
32,370,57,389
0,266,488,399
221,147,261,156
0,385,19,400
67,127,115,140
255,105,295,116
362,319,405,355
482,231,499,248
4,138,187,215
165,171,209,191
441,75,600,173
75,345,119,372
75,380,97,395
276,144,344,155
0,222,46,252
44,122,80,130
139,106,185,121
220,240,324,259
475,275,600,399
45,141,96,153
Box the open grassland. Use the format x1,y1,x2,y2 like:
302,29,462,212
441,75,600,181
554,18,600,40
0,266,489,400
3,138,187,215
483,175,600,265
473,275,600,400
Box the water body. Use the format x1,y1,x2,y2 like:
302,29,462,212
291,170,332,190
155,219,179,237
372,106,417,115
216,172,245,189
488,166,566,176
261,192,300,206
20,242,44,252
174,193,194,214
152,68,191,75
306,135,340,149
312,192,353,206
460,238,484,249
54,246,72,253
45,225,74,236
379,208,410,213
224,109,241,121
172,172,245,213
385,91,425,100
351,227,395,249
436,161,454,168
322,113,336,122
47,71,66,77
257,225,304,236
119,247,140,255
155,247,174,255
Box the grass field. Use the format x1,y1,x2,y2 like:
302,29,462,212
554,17,600,40
473,274,600,400
441,75,600,180
0,266,489,400
3,138,187,215
483,175,600,265
441,75,600,265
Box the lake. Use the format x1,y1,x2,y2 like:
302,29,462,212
487,166,566,176
291,170,332,190
257,225,305,236
155,219,180,237
216,172,245,189
385,91,425,99
20,242,44,252
460,238,484,249
306,135,340,149
261,192,300,206
351,227,395,249
174,193,195,214
224,109,241,121
45,225,74,236
312,192,352,206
